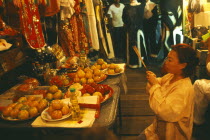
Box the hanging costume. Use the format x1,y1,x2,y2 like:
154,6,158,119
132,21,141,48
122,1,146,66
59,0,88,57
84,0,100,51
17,0,46,49
160,0,182,52
93,0,114,59
143,0,160,57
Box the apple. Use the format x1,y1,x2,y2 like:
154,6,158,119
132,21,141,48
80,88,87,94
86,86,95,94
90,83,98,88
95,85,105,95
102,84,110,94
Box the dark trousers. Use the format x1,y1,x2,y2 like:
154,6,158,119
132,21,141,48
111,27,126,60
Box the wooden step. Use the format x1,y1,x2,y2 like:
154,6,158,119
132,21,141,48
120,94,154,116
118,116,155,135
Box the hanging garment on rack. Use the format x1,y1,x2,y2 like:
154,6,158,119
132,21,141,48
0,0,3,6
160,0,182,52
60,0,75,20
123,2,146,67
18,0,46,49
44,0,60,17
143,1,160,57
188,0,204,14
84,0,100,50
59,0,88,57
80,1,92,48
94,0,115,59
43,15,57,46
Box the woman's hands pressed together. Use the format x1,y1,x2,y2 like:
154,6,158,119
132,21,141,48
146,71,158,86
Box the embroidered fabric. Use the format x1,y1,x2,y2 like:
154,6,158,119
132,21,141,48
44,0,60,17
19,0,46,49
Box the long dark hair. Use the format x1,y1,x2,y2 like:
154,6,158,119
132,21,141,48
171,43,199,77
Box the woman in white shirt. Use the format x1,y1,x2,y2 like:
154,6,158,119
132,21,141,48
140,43,199,140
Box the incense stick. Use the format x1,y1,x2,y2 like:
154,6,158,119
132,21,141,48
133,46,148,71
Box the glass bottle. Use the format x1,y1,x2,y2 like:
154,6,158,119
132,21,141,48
69,88,81,121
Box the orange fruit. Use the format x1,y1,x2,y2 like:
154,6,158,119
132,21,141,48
53,90,63,99
2,106,13,117
28,107,38,117
48,85,58,93
61,105,70,115
10,109,19,118
18,110,29,120
51,100,63,110
51,110,62,119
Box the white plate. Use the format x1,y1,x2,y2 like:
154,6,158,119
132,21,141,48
106,71,123,76
1,113,39,121
41,100,71,122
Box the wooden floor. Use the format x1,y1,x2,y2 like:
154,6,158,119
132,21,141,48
116,61,163,140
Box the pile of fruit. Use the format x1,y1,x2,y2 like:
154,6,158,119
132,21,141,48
2,96,48,120
106,63,123,75
46,99,71,120
49,74,73,87
73,67,107,84
80,83,112,102
45,85,64,101
92,58,108,70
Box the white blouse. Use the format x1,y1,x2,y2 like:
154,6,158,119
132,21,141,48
145,73,194,140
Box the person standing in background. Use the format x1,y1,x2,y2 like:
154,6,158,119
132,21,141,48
107,0,125,62
122,0,146,68
143,0,160,60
